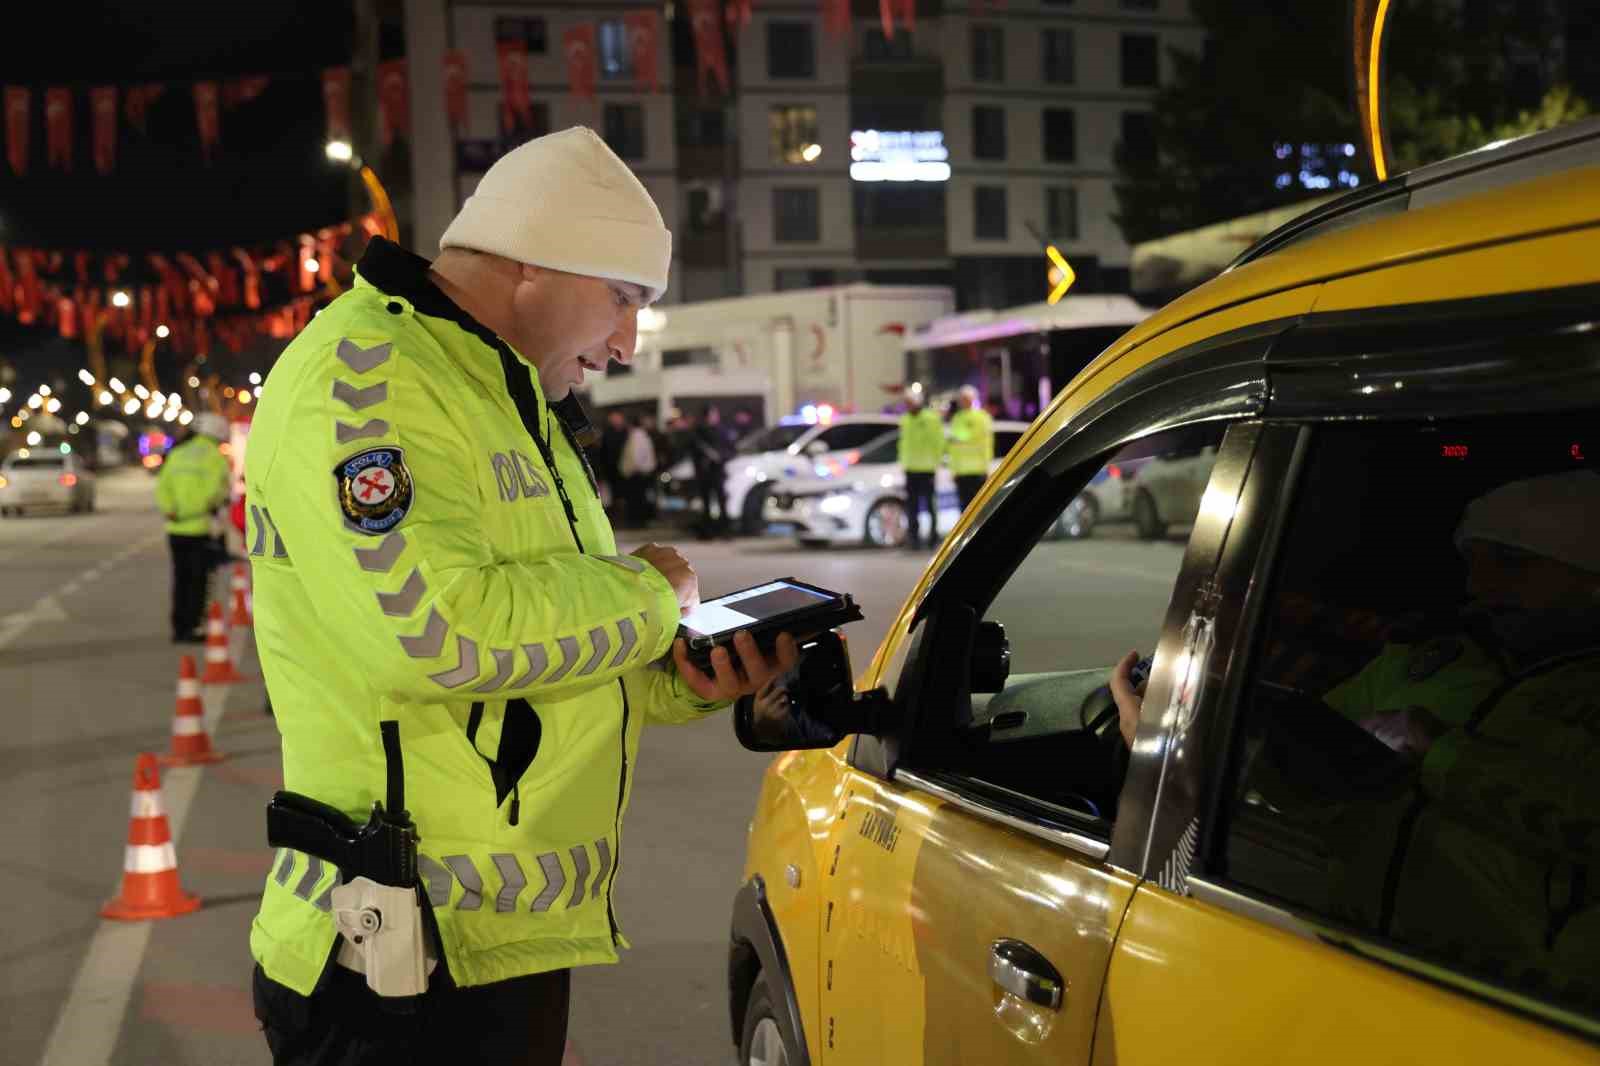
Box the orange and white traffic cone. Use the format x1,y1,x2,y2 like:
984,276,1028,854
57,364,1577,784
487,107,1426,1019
102,753,202,920
230,564,251,620
161,655,225,766
200,601,243,684
230,585,252,629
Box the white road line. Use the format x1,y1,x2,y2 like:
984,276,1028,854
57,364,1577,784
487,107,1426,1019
37,682,234,1066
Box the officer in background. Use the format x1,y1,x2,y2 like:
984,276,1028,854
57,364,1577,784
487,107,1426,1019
898,383,945,550
244,127,795,1065
947,384,994,515
155,412,231,643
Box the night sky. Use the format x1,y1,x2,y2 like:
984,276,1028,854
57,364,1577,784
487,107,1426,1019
0,0,354,252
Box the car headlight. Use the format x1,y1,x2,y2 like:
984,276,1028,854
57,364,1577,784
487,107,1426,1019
818,492,854,515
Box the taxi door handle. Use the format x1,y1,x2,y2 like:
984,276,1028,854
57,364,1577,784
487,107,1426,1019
989,938,1065,1011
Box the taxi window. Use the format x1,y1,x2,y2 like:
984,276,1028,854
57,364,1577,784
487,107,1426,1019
1213,416,1600,1024
907,421,1226,830
812,422,890,452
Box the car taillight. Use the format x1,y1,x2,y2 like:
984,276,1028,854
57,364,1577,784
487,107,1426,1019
59,474,77,487
1107,464,1122,480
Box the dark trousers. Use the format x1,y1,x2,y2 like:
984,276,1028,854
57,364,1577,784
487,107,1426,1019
955,474,986,515
696,465,728,532
253,963,571,1066
623,474,653,526
168,533,213,638
904,471,938,547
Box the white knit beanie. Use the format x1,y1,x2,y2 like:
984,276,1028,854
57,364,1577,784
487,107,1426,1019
439,126,672,301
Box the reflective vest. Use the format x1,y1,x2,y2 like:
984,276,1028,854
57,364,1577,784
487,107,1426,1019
946,408,994,476
247,238,723,995
898,409,945,473
156,434,231,536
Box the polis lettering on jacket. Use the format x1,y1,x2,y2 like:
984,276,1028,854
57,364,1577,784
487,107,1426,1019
491,450,551,502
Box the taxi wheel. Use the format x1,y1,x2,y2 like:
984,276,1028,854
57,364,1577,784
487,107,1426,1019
1133,490,1166,540
865,499,909,548
739,976,790,1066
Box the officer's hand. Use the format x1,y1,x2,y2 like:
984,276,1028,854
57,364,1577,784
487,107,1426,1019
630,543,700,614
674,630,801,704
1109,650,1147,749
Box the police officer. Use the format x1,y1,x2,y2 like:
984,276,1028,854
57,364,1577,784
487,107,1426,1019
245,127,797,1065
946,384,994,514
156,412,232,643
898,383,945,550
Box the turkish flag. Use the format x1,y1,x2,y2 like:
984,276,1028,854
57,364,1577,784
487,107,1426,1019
90,86,116,174
44,88,72,170
0,248,13,314
688,0,730,96
322,66,351,144
563,25,599,101
879,0,915,38
821,0,851,38
4,87,29,175
125,83,163,134
193,82,221,162
625,11,661,94
724,0,752,30
377,58,410,147
496,40,531,132
16,251,41,324
443,50,470,136
231,248,261,310
224,75,270,108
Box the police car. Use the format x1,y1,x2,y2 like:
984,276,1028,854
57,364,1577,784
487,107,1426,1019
730,118,1600,1066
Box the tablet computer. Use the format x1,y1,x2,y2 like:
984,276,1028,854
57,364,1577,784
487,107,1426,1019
677,577,862,672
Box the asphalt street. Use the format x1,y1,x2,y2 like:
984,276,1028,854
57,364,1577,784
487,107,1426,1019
0,469,1184,1065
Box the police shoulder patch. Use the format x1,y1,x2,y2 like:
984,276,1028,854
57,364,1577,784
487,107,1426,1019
335,446,414,535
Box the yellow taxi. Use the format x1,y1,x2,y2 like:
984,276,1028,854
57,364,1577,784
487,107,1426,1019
728,117,1600,1065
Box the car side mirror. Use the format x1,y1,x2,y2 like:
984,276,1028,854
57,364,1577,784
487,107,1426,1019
732,630,897,751
805,440,829,456
970,620,1010,694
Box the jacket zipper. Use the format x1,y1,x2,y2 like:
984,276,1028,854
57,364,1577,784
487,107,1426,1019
499,350,629,945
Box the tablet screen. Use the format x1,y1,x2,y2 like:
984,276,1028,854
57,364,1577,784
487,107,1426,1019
679,580,833,639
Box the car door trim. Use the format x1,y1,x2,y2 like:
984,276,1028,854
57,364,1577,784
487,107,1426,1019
1185,876,1317,940
894,768,1111,863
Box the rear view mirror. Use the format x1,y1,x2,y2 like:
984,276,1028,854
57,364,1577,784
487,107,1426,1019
733,630,897,751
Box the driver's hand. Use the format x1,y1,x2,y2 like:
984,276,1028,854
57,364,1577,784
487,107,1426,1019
1110,650,1148,749
673,630,801,704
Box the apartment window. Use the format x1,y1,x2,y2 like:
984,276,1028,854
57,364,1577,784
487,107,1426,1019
1120,111,1157,167
602,104,647,160
678,107,726,147
974,186,1007,240
494,15,547,53
770,106,821,164
775,268,839,291
598,20,634,80
1042,108,1077,162
971,25,1005,82
855,183,945,228
768,22,816,78
774,187,821,242
862,28,915,61
1121,33,1159,87
1042,29,1075,84
1046,185,1079,241
973,106,1007,160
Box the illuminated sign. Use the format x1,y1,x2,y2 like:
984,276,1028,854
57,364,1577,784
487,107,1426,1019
1045,246,1076,305
849,130,950,182
1274,142,1363,191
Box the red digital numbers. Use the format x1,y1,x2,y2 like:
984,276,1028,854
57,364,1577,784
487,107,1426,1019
1441,444,1469,459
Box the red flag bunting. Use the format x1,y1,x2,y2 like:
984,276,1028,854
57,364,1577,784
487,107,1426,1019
724,0,753,30
377,58,410,147
224,76,270,108
45,88,72,170
496,40,532,131
688,0,730,97
4,87,29,175
124,84,163,134
443,50,470,136
879,0,915,38
232,248,261,309
625,11,662,94
0,248,13,314
563,25,599,102
322,67,351,145
193,82,221,162
821,0,851,39
90,86,117,174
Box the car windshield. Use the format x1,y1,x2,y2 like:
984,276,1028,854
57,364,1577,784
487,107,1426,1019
735,424,808,455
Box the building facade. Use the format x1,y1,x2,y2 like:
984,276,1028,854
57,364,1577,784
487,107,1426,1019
404,0,1203,310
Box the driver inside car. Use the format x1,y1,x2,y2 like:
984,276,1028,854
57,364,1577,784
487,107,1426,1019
1106,470,1600,1004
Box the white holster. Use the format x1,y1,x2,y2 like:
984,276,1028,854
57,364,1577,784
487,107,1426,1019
331,877,433,998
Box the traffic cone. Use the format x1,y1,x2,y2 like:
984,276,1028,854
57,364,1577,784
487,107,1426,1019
230,585,252,629
230,564,251,620
102,753,202,920
161,655,225,766
200,601,243,683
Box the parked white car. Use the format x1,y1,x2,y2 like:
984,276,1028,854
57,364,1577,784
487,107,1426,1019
0,448,97,516
1127,443,1219,538
764,422,1029,547
665,414,900,533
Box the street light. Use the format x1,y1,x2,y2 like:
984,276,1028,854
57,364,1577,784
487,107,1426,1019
122,398,139,415
77,369,95,386
304,258,321,274
325,139,354,163
109,377,126,393
156,324,170,339
0,387,9,404
97,390,113,406
111,290,132,309
326,140,400,243
249,372,262,386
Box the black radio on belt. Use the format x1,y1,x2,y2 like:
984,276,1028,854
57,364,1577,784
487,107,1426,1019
265,721,418,889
